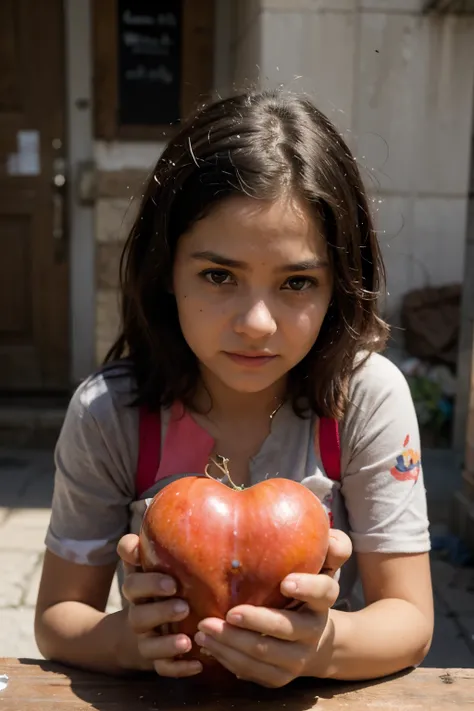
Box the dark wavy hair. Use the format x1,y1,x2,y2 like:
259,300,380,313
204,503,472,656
104,89,389,420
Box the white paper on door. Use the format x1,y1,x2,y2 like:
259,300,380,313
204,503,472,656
6,130,41,176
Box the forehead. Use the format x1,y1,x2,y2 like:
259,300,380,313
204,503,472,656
179,194,328,261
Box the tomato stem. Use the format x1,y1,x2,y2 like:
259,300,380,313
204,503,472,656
204,456,244,491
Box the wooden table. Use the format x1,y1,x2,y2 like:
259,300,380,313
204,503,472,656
0,659,472,710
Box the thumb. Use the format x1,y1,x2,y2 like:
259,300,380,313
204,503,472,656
117,533,141,575
321,529,352,579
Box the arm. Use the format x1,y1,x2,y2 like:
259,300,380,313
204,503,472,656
35,550,144,676
315,353,434,679
35,543,204,678
311,550,433,680
34,377,145,675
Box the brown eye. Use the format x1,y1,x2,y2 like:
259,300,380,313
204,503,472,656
283,277,316,292
201,269,235,286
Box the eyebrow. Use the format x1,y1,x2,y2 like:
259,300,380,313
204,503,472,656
191,250,329,272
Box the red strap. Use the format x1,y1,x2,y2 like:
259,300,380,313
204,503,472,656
136,407,161,497
319,417,341,481
136,407,340,496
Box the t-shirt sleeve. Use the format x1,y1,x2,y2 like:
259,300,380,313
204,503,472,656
45,376,135,566
340,354,431,555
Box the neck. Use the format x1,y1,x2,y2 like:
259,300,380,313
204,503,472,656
193,367,286,422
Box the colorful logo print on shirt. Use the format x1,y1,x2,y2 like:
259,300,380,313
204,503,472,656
390,435,421,482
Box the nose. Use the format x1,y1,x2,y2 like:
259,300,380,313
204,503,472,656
234,298,277,339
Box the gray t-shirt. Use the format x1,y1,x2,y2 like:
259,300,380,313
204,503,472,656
45,352,430,608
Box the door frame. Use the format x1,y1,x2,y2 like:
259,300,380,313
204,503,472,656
65,0,96,385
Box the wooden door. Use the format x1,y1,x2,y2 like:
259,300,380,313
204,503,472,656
0,0,69,392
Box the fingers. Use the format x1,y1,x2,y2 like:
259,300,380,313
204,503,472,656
194,628,297,688
117,535,201,679
197,615,316,659
280,572,339,613
138,632,202,678
139,630,191,658
321,529,352,577
117,534,141,575
153,658,203,678
128,598,189,634
122,571,177,604
222,604,325,643
127,595,202,678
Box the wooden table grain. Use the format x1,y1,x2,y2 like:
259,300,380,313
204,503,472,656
0,658,472,710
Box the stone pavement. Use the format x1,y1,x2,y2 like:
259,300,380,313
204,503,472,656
0,449,121,659
0,449,473,668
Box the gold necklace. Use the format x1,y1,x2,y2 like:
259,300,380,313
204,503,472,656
269,399,284,420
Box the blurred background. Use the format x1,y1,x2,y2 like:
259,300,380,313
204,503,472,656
0,0,473,665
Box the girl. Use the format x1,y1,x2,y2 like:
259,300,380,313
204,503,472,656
35,90,433,688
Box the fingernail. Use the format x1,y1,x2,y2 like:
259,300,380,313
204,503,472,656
195,631,208,646
176,636,191,652
282,580,297,594
227,613,242,624
160,577,176,594
173,600,188,614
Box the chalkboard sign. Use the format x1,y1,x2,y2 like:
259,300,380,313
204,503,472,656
117,0,182,126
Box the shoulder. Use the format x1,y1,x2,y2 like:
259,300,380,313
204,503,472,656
60,361,140,465
340,351,416,457
347,351,412,413
53,361,141,498
69,361,137,425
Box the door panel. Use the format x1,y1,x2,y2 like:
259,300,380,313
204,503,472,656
0,0,69,391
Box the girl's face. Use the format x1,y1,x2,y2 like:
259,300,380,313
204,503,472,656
172,193,333,395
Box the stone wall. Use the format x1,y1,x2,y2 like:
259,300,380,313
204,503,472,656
94,169,148,364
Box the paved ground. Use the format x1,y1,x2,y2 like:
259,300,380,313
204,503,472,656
0,449,473,668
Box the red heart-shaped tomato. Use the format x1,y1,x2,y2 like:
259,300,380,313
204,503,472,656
139,475,330,673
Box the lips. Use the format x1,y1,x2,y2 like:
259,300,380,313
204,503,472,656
223,351,278,368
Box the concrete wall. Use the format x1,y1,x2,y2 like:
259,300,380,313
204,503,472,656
231,0,262,89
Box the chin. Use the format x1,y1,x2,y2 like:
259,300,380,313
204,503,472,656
226,380,274,394
217,370,286,395
200,355,292,395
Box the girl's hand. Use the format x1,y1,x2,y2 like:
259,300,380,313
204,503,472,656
194,529,352,688
117,534,203,678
